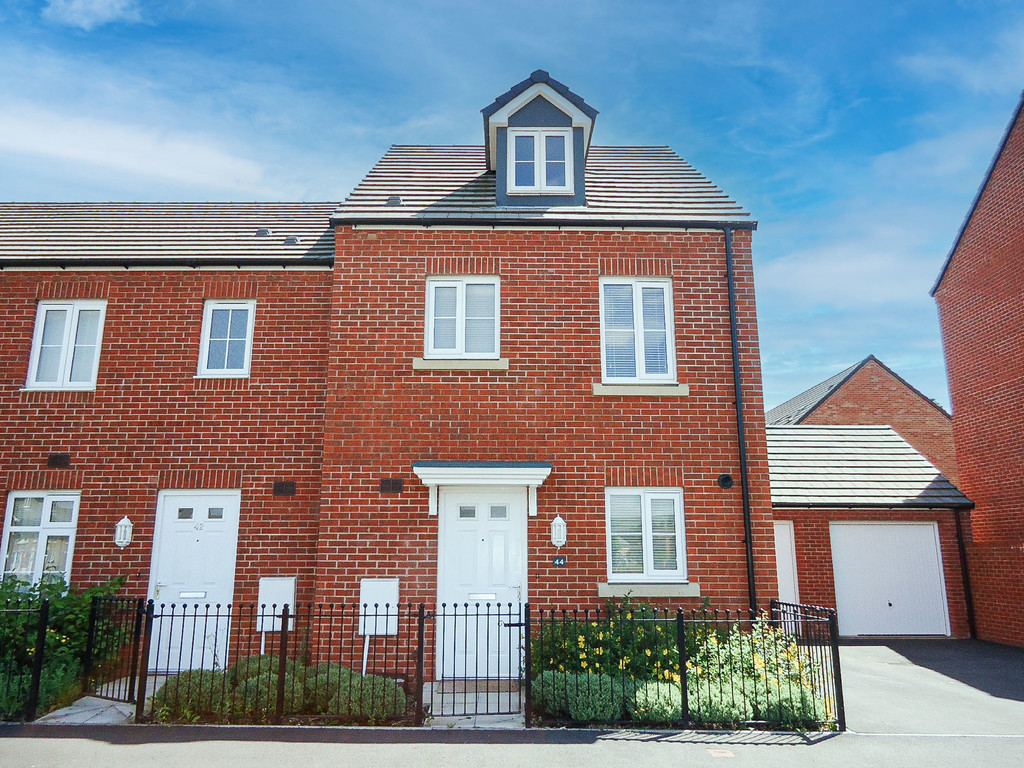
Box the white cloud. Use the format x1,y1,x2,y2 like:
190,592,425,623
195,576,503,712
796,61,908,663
0,103,272,194
899,20,1024,94
42,0,141,31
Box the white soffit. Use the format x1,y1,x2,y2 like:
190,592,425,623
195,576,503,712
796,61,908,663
412,463,553,517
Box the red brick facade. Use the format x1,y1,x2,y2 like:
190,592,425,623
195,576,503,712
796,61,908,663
0,227,776,612
801,359,958,483
774,508,970,638
934,96,1024,646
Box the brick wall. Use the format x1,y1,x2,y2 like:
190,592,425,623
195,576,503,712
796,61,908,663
935,99,1024,645
0,269,331,605
773,508,970,637
316,226,776,611
802,359,958,483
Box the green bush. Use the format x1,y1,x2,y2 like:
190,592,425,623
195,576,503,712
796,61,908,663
230,671,305,719
326,672,406,720
152,669,230,722
688,677,755,725
632,680,683,723
224,654,305,687
303,662,356,712
531,670,636,722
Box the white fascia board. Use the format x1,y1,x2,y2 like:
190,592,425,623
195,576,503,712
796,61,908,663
486,84,594,169
412,465,552,487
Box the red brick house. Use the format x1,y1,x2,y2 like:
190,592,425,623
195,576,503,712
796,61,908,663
933,91,1024,647
0,72,774,646
767,355,957,482
768,425,971,637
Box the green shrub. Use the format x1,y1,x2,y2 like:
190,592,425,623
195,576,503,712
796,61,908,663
303,662,356,712
761,681,828,729
230,671,305,718
224,654,305,687
687,677,755,725
326,672,406,720
531,671,636,722
152,669,230,722
632,680,683,722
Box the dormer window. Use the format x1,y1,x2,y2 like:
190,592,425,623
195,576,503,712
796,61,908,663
507,128,574,195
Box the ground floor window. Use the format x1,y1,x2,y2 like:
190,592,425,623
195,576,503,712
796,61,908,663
605,487,686,582
1,491,79,586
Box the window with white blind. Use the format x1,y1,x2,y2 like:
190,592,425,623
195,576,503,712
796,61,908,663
599,278,675,383
1,492,79,586
425,277,500,359
606,488,686,582
26,300,107,390
198,300,256,377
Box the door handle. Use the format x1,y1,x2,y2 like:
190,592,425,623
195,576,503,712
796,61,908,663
155,583,166,600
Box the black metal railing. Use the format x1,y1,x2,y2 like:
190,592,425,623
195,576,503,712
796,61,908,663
72,597,844,730
0,598,49,721
528,602,845,731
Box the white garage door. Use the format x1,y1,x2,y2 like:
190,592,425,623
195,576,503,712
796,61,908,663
830,522,950,636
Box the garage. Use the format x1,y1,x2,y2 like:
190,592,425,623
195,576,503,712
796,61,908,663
829,522,950,636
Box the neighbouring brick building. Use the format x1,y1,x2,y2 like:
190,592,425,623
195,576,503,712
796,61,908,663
933,91,1024,647
0,72,776,665
767,355,957,483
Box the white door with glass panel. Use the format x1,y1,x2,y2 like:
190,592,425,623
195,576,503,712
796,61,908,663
149,490,241,671
2,493,79,586
606,489,686,581
437,487,526,679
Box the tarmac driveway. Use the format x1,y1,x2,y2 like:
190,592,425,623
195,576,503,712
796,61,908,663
839,638,1024,735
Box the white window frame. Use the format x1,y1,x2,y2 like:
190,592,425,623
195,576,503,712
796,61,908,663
605,488,687,583
197,299,256,377
25,300,107,390
598,277,676,384
1,491,80,586
507,128,574,194
425,277,500,360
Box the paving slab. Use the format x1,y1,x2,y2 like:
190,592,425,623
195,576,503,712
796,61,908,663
34,697,133,725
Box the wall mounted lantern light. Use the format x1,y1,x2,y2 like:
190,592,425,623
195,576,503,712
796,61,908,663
114,516,134,548
550,514,567,549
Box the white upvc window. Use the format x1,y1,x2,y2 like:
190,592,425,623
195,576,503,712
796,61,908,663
507,128,574,194
2,492,80,586
599,278,675,383
26,300,106,390
425,277,500,359
198,300,256,377
605,488,686,582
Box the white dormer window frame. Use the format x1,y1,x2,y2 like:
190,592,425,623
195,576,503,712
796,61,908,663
507,128,574,195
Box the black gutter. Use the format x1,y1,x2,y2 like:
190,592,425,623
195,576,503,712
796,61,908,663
0,257,335,269
724,226,758,614
333,217,758,231
954,508,978,638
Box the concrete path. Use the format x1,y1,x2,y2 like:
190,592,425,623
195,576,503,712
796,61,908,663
839,639,1024,735
33,697,133,725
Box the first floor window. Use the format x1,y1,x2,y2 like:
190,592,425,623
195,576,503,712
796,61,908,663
606,488,686,581
599,278,675,383
26,300,107,390
425,277,500,358
2,492,79,586
198,299,256,376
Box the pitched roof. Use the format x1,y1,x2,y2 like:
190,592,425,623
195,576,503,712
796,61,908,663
481,69,598,121
766,425,971,509
932,90,1024,295
0,202,337,267
332,145,752,226
766,359,865,425
765,355,949,425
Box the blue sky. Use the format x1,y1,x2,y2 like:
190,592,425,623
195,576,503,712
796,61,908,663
2,1,1022,410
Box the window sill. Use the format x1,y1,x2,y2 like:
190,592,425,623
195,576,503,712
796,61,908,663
21,385,96,393
592,383,689,396
412,358,509,371
194,373,251,379
598,582,701,599
506,188,574,196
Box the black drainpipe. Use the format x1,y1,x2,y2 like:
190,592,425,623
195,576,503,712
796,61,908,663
724,227,759,614
954,507,977,638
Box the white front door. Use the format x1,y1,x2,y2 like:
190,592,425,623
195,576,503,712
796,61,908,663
148,490,241,671
830,522,950,636
437,486,527,679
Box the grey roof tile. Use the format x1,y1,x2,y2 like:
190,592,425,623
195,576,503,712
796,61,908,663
765,359,866,425
0,202,337,266
766,425,972,509
332,145,751,225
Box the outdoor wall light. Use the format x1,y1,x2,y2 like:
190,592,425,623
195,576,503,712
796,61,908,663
550,514,567,549
114,516,134,548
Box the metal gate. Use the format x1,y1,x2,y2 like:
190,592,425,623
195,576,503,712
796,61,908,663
83,597,146,703
428,602,524,716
